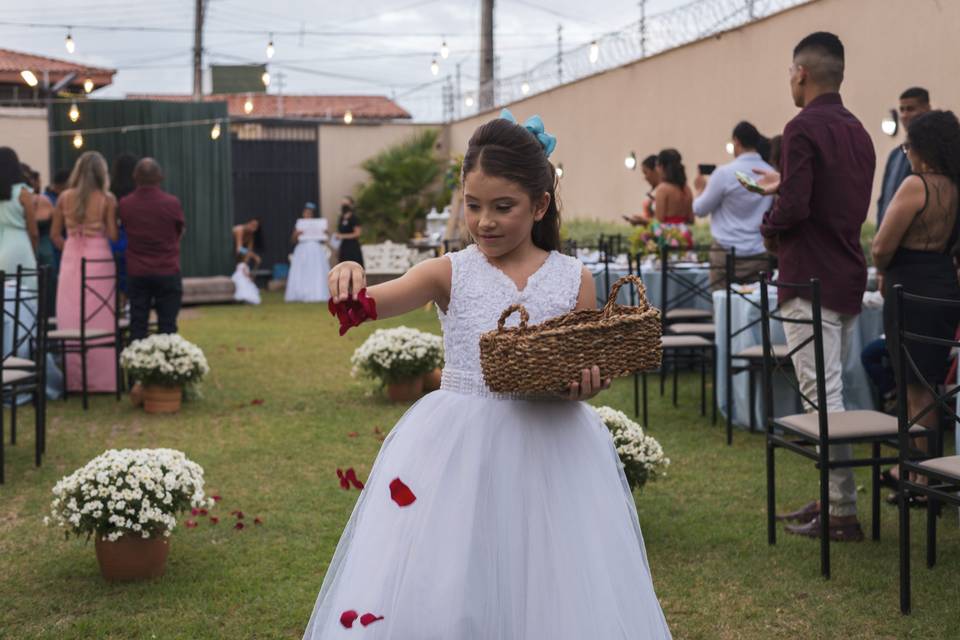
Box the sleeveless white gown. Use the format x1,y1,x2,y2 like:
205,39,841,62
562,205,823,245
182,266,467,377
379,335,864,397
303,244,671,639
286,218,331,303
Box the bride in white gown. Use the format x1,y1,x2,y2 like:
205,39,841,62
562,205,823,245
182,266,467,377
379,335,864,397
303,113,670,639
285,202,331,303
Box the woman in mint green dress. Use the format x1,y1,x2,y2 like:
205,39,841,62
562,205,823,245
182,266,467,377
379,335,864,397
0,148,39,281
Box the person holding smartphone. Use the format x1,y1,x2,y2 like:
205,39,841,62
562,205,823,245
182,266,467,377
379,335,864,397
692,121,775,289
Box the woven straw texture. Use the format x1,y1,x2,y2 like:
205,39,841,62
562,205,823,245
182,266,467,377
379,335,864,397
479,275,662,395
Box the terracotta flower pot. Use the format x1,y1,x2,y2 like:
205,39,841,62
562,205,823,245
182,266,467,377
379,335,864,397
386,377,424,402
94,534,171,582
422,368,442,392
142,384,183,414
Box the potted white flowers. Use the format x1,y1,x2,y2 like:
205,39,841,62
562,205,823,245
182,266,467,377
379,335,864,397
45,448,213,581
120,334,209,413
594,406,670,491
351,327,444,402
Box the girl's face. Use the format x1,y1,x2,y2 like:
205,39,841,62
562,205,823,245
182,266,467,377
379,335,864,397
463,169,548,259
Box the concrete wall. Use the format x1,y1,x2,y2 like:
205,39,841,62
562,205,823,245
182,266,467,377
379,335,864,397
0,107,50,186
447,0,960,222
317,122,440,225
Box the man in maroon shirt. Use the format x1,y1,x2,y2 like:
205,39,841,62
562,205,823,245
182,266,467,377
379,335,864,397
119,158,185,342
755,32,876,542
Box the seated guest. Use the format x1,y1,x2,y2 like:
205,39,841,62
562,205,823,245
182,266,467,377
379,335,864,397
876,87,931,227
652,149,694,224
693,121,775,289
872,109,960,494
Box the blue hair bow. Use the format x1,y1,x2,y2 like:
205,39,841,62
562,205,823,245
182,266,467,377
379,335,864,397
500,108,557,158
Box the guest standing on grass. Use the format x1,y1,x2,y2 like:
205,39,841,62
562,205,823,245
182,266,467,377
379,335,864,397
753,32,876,542
110,153,139,304
653,149,694,224
335,196,364,267
0,148,38,281
118,158,185,342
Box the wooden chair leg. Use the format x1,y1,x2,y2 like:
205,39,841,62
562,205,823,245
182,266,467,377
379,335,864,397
926,496,937,569
672,352,679,407
81,342,89,411
899,481,911,614
748,369,757,433
34,387,41,467
700,351,706,417
820,453,831,579
711,346,717,425
871,444,881,541
766,439,775,545
642,372,648,429
9,386,16,445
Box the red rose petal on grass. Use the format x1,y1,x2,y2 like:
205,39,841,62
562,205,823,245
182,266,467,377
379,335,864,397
389,478,416,507
360,613,385,627
212,495,222,502
347,431,359,438
254,517,263,525
185,519,198,528
199,508,208,516
210,517,219,525
230,510,245,519
340,610,359,628
373,426,383,435
336,469,350,490
251,398,265,406
191,508,200,516
345,468,365,490
235,522,245,530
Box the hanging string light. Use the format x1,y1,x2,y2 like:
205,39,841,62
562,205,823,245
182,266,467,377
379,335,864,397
624,151,637,170
243,94,254,114
20,70,39,87
521,81,530,95
83,78,94,93
261,70,271,87
68,102,80,123
430,58,439,76
556,163,564,178
344,110,353,125
589,41,600,64
65,29,75,54
440,39,449,59
72,132,84,149
725,142,735,155
266,34,275,59
464,94,475,108
210,122,221,140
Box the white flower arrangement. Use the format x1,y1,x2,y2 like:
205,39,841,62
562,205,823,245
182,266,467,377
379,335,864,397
45,448,213,542
351,327,443,385
594,406,670,491
120,334,209,387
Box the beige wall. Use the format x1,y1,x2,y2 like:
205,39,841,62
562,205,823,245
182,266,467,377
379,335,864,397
447,0,960,223
0,107,49,186
317,122,440,226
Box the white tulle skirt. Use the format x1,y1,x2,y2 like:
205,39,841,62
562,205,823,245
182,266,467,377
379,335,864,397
286,241,330,303
303,388,671,639
231,264,261,305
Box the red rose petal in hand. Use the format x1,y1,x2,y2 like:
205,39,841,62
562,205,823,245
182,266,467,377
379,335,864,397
345,468,365,490
389,478,416,507
329,288,378,336
340,610,359,629
336,469,350,490
360,613,385,627
185,519,198,528
210,516,219,525
234,521,245,530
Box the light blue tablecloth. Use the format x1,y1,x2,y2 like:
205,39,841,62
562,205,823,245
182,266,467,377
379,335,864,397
713,288,883,429
591,263,712,311
3,284,63,403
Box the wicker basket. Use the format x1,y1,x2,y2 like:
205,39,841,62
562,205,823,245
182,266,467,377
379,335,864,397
479,275,662,396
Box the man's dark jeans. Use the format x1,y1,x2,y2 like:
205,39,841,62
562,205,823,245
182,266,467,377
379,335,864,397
129,274,182,341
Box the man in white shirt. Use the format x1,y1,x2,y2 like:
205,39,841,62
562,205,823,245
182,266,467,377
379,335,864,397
693,121,775,289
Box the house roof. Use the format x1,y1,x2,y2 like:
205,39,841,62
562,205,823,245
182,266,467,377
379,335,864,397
126,93,411,121
0,48,115,92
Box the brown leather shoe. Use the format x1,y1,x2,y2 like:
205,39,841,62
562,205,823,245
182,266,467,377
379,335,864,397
784,516,864,542
775,500,819,524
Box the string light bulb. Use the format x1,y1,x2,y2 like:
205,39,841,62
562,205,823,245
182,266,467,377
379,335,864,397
65,30,75,54
68,102,80,123
624,151,637,170
210,122,222,140
556,163,564,178
430,58,439,76
725,142,735,155
881,108,898,136
464,95,474,108
521,81,530,95
21,70,39,87
261,71,271,87
589,41,600,64
83,78,94,93
343,110,353,125
440,40,449,59
266,34,275,59
243,96,254,114
72,133,83,149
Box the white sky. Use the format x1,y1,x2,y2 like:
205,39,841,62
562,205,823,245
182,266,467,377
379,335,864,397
1,0,692,121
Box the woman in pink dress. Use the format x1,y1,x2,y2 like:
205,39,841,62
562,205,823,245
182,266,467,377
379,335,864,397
51,151,119,393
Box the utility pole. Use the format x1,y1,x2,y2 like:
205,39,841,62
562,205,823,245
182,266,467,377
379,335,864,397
455,62,462,120
192,0,205,100
639,1,647,57
479,0,494,110
556,24,563,84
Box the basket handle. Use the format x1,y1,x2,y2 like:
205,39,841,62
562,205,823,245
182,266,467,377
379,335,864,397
497,304,530,332
602,274,650,318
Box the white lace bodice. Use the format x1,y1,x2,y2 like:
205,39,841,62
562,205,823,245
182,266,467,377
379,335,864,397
438,244,584,396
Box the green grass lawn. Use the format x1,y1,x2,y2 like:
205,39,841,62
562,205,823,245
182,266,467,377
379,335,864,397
1,292,956,639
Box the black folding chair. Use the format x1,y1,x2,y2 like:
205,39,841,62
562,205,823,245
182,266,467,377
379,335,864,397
48,257,122,410
893,285,960,614
1,266,50,483
659,243,725,337
760,275,904,578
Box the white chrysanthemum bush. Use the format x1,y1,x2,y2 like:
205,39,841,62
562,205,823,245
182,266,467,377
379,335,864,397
45,448,213,542
351,327,443,385
120,334,209,387
594,406,670,491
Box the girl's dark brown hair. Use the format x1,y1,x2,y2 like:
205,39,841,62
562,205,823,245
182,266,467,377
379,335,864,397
656,148,687,187
462,118,560,252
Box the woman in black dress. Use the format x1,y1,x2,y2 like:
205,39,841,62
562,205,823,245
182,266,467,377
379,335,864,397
335,196,364,267
872,110,960,485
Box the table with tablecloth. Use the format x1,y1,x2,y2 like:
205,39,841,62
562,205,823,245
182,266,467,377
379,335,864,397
713,287,883,429
588,262,713,311
3,283,63,403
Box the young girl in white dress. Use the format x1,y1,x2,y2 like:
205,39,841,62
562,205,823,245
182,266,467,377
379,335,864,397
285,202,331,303
303,113,671,639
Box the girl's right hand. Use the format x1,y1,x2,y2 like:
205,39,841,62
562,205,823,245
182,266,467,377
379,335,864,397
329,261,366,303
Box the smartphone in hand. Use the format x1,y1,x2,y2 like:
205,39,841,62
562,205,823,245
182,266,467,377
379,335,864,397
697,163,717,176
735,170,766,194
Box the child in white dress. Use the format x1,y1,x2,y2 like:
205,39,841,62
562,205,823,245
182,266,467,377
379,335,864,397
304,112,671,639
